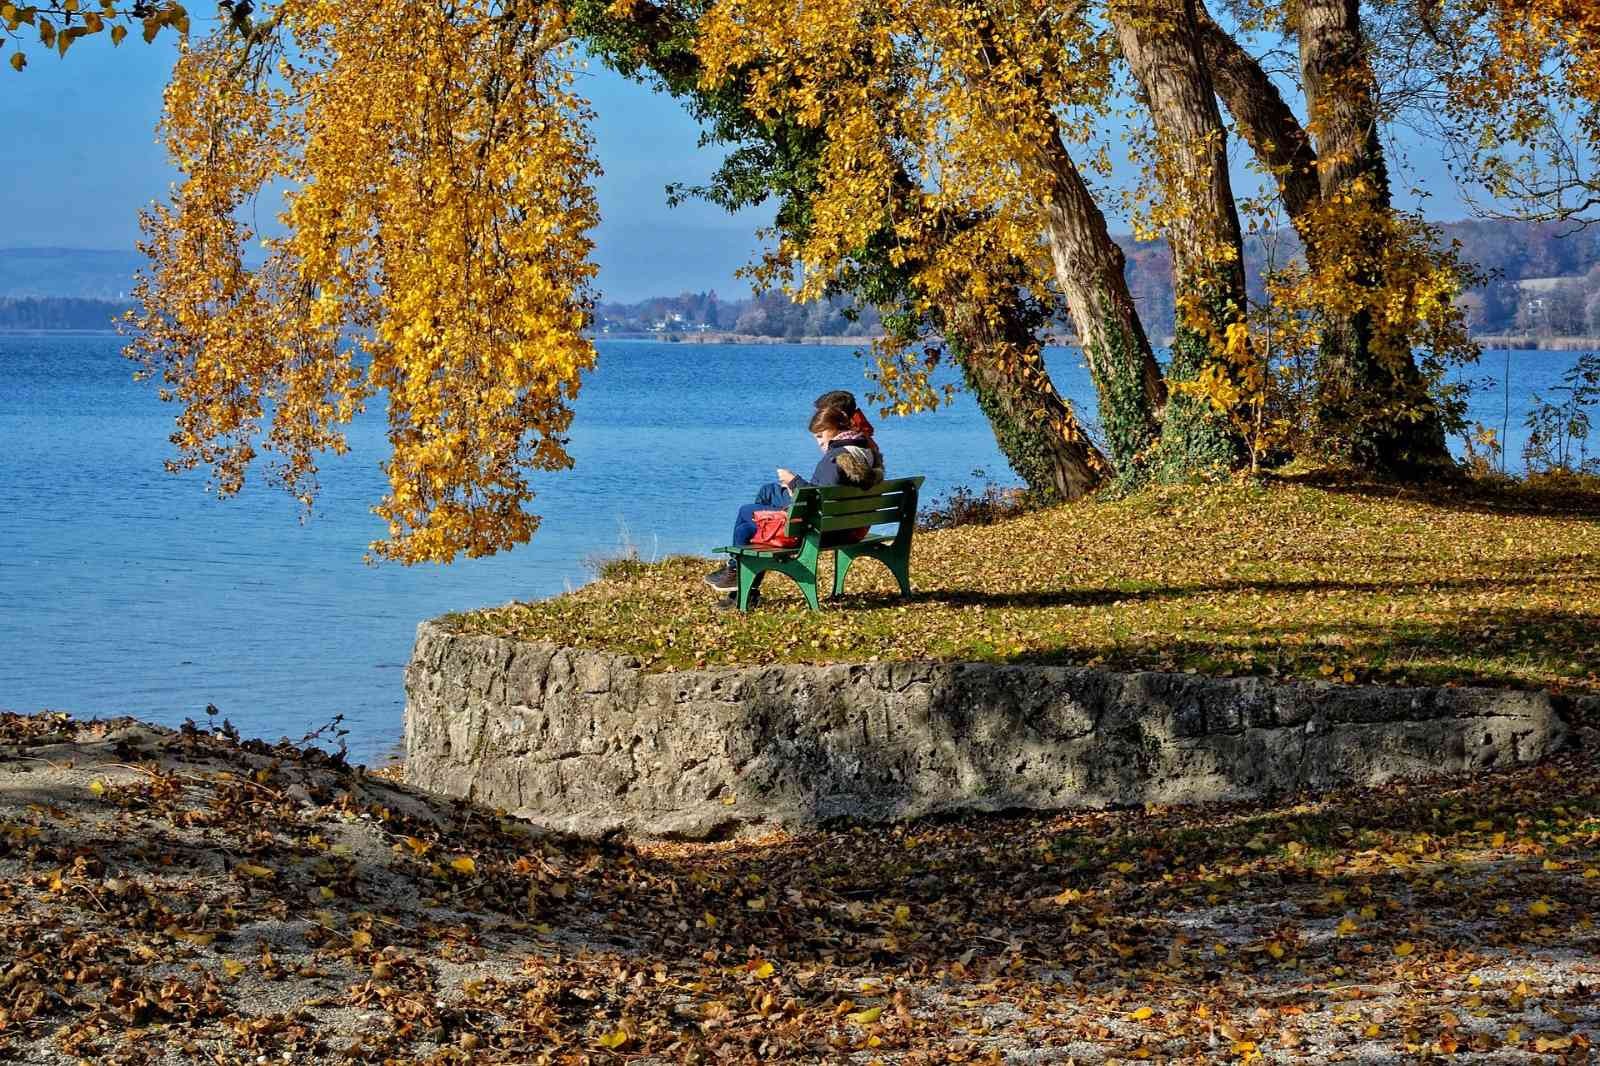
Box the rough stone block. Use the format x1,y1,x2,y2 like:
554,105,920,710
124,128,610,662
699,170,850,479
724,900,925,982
402,622,1571,839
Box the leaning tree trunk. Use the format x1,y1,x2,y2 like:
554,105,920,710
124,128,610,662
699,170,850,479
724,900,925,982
945,288,1111,501
1194,1,1320,222
963,13,1165,485
1296,0,1453,476
1034,131,1166,482
1111,0,1249,477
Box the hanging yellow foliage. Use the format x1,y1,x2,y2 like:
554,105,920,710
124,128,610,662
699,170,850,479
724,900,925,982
124,0,600,563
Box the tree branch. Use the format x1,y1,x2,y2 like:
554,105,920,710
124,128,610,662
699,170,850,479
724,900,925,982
1193,0,1320,225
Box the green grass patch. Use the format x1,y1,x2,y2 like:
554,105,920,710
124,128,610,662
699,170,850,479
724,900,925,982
447,474,1600,692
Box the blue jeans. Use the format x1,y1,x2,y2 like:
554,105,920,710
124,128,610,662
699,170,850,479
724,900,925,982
732,481,792,545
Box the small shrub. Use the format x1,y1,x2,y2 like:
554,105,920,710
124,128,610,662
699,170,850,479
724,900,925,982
582,520,658,580
592,556,653,581
1524,353,1600,476
1460,422,1508,480
919,472,1041,530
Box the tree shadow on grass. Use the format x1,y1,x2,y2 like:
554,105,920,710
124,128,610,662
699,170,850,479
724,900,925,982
890,562,1595,613
992,603,1600,690
819,576,1600,695
1270,468,1600,520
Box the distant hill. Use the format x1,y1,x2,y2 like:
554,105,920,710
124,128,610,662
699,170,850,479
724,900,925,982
0,248,143,302
10,221,1600,337
0,297,131,331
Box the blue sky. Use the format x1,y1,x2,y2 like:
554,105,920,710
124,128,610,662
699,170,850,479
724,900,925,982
5,26,1473,302
5,32,773,301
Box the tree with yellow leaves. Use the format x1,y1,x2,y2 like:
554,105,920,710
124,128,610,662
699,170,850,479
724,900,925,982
1193,0,1474,473
575,0,1119,498
2,1,190,70
20,0,1577,562
691,0,1477,480
123,0,599,564
691,0,1187,479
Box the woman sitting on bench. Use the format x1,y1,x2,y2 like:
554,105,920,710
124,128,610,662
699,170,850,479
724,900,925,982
704,402,884,600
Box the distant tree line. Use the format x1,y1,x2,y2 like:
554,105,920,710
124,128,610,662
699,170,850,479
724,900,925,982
593,290,882,338
595,221,1600,342
0,297,129,331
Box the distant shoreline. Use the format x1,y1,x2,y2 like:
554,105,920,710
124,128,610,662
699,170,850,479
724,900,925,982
6,327,1597,351
1472,334,1600,351
592,330,878,345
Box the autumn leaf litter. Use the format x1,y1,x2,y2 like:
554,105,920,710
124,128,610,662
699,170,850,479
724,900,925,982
3,703,1599,1063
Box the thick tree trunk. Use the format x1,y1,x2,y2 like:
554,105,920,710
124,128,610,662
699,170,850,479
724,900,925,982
1034,134,1166,481
1111,0,1249,476
947,295,1110,501
1295,0,1452,474
962,14,1165,484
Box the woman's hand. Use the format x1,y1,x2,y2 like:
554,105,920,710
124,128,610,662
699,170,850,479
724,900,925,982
776,468,796,487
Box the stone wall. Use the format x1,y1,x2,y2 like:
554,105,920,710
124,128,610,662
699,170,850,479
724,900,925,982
403,621,1578,839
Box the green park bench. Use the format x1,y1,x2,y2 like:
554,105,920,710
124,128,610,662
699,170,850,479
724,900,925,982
715,476,924,612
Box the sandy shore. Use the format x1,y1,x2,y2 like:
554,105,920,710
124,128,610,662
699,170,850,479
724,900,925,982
3,709,1598,1063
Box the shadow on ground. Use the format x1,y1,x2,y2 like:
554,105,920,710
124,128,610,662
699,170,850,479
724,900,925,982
5,710,1600,1062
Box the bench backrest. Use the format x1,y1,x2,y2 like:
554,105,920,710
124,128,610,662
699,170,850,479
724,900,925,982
785,477,923,541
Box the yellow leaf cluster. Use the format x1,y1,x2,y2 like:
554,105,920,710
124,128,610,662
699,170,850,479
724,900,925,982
125,0,600,563
694,0,1114,410
3,2,187,70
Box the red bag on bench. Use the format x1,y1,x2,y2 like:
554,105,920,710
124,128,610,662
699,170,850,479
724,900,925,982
749,509,800,548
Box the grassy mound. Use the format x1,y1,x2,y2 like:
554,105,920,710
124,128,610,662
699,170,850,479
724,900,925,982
451,475,1600,693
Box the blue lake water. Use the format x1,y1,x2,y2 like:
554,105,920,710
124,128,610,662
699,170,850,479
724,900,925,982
0,335,1587,760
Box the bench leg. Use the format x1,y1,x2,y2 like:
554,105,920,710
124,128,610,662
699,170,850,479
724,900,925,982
886,549,913,597
836,543,913,599
796,569,821,612
831,551,855,598
736,561,759,611
732,558,821,611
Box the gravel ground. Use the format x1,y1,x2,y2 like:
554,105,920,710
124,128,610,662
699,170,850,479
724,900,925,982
1,710,1597,1063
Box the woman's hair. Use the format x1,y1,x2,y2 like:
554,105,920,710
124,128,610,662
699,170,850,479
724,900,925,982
808,405,853,435
814,389,876,438
813,390,858,415
813,401,881,487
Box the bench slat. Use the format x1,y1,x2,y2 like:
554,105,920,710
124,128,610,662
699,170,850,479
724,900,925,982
817,493,912,512
798,477,920,501
815,510,904,532
818,497,914,518
718,532,896,557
